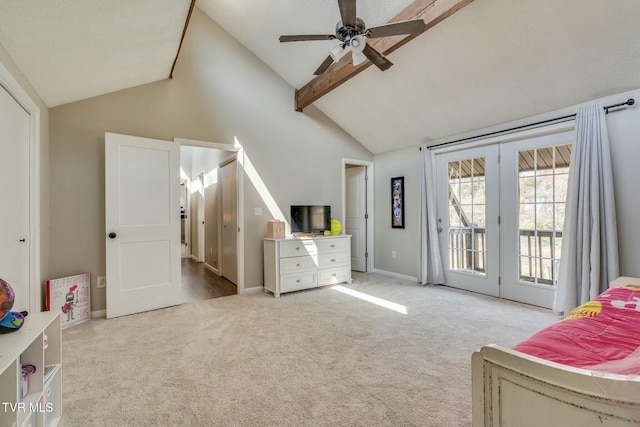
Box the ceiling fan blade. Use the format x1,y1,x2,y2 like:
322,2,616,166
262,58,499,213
367,19,425,38
279,35,335,42
362,44,393,71
314,55,335,75
338,0,357,28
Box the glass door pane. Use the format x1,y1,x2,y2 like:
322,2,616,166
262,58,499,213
447,157,486,275
517,144,571,285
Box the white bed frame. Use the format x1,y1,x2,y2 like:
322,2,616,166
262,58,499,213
472,277,640,427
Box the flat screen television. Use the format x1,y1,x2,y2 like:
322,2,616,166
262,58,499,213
290,205,331,234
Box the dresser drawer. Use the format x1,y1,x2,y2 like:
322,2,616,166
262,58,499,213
281,272,317,293
280,255,316,274
316,237,348,254
317,251,349,268
317,266,351,286
279,239,317,258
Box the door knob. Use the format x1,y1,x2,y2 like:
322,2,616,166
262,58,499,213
108,232,117,239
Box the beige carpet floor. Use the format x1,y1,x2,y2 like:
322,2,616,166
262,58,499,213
59,272,557,427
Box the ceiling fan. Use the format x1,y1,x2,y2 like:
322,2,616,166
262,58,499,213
279,0,425,75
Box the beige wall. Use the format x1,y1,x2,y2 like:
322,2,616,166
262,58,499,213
48,8,372,311
373,146,421,276
0,43,50,308
373,88,640,280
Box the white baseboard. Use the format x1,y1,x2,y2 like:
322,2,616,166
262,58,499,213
91,310,106,319
204,262,219,275
241,286,264,295
371,268,418,282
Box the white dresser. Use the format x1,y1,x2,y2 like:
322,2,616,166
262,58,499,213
263,235,352,297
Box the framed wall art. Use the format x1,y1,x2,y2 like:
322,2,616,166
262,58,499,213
391,176,404,229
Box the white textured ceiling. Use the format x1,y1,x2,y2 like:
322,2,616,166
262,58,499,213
1,1,640,154
0,0,191,107
198,0,640,153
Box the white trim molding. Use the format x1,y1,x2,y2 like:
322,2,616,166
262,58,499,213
371,268,418,283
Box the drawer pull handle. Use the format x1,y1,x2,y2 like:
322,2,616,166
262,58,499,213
330,259,336,262
330,244,336,248
332,274,337,277
296,279,301,283
296,263,301,267
296,247,301,251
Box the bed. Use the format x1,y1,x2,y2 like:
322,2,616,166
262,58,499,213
472,277,640,426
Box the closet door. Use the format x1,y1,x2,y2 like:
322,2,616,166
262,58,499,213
0,86,30,312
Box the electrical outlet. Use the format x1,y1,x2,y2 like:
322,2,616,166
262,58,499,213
391,251,397,259
97,276,106,288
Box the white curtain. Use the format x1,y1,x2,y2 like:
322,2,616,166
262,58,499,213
554,103,619,315
419,144,445,285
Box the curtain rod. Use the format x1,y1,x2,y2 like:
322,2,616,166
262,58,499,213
423,98,635,151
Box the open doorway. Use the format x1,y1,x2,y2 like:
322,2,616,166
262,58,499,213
343,159,374,273
179,141,240,302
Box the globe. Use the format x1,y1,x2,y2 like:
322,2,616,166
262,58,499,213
0,279,15,322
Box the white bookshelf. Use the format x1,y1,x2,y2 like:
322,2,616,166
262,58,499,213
0,311,62,427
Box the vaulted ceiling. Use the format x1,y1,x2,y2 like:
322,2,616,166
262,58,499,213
1,0,640,154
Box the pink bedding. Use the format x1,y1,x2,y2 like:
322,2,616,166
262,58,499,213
513,285,640,373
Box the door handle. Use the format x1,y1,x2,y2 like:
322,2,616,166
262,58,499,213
19,238,26,242
108,232,117,239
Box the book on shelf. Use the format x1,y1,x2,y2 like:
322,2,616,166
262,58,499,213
46,273,91,329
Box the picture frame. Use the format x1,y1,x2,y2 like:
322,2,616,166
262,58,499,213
391,176,405,229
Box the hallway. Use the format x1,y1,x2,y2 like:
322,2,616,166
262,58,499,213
181,258,237,303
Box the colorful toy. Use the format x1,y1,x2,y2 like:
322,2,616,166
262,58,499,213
0,279,25,334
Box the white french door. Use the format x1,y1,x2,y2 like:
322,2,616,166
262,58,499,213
435,129,574,308
502,131,574,308
436,145,500,297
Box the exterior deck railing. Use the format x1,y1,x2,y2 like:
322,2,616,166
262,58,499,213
448,227,561,285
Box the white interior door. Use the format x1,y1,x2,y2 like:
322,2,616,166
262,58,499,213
0,86,30,313
105,132,181,319
346,166,367,272
436,145,500,297
196,172,205,262
221,159,237,285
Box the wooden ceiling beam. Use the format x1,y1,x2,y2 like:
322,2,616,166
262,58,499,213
294,0,475,112
170,0,197,79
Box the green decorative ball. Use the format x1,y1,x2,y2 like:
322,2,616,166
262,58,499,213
330,218,342,235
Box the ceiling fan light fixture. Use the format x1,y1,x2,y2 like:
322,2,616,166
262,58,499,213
350,35,366,52
329,43,347,62
351,49,367,66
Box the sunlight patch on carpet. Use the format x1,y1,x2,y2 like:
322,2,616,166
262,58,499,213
332,285,408,314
